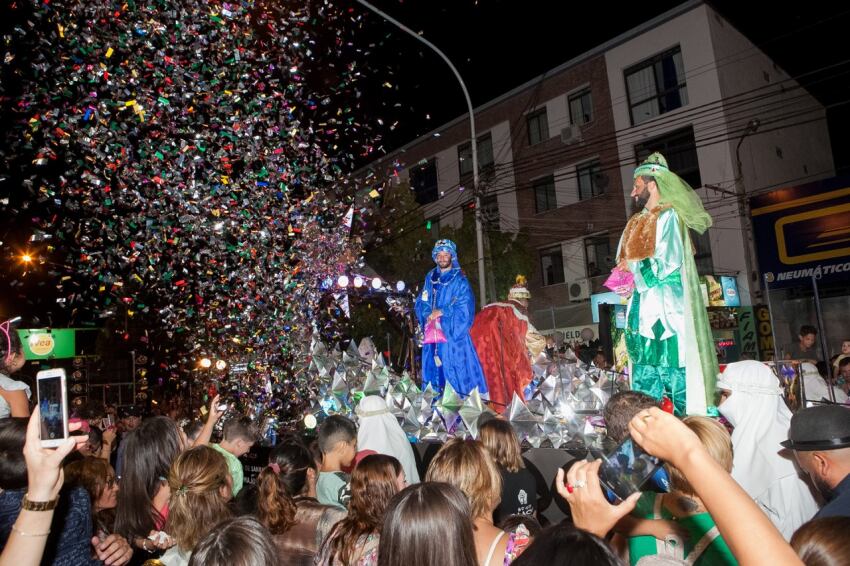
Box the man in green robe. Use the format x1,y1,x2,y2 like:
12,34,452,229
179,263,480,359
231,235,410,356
617,153,718,416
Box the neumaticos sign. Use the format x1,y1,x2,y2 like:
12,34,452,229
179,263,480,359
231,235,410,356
750,178,850,289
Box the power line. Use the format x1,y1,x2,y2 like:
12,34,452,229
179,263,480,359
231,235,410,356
363,57,850,238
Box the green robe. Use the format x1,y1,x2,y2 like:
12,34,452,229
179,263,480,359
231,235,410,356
620,208,718,415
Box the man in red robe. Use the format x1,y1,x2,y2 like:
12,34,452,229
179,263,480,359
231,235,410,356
470,276,546,412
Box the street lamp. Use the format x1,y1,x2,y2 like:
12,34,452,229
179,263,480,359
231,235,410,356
356,0,488,306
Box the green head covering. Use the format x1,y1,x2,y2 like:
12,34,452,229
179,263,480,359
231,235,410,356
634,152,712,234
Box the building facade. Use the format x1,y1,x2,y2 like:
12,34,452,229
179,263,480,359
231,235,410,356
359,0,834,335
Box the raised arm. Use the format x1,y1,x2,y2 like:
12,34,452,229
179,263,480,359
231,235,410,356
629,408,802,566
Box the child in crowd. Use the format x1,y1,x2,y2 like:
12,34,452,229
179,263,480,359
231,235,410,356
316,415,357,509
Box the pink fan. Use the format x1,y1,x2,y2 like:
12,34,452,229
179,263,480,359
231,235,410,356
423,318,447,344
603,267,635,297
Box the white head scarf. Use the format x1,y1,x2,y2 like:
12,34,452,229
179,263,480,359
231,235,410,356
716,361,797,497
356,395,420,484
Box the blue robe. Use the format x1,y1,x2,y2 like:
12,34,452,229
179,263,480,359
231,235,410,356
415,267,488,396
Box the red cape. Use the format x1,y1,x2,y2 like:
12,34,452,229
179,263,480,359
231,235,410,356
469,302,533,412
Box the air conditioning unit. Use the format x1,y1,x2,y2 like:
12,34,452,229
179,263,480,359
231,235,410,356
560,124,583,145
567,278,590,302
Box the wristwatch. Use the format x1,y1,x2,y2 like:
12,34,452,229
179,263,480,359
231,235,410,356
21,493,59,511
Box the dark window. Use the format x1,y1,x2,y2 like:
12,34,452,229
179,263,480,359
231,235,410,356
458,134,494,177
527,108,549,145
534,175,557,213
577,160,604,200
625,46,688,125
584,235,614,278
540,245,565,286
568,89,593,125
634,126,701,188
410,159,438,205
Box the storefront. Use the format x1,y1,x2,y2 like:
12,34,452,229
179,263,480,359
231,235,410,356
750,177,850,362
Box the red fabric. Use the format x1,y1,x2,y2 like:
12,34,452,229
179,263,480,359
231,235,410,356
470,303,532,413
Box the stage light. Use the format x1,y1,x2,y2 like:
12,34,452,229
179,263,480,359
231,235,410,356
337,275,349,288
20,254,33,264
396,280,406,292
199,358,212,369
353,276,364,288
215,360,227,371
303,414,318,429
371,277,382,289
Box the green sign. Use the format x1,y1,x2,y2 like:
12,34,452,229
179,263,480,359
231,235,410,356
16,329,77,360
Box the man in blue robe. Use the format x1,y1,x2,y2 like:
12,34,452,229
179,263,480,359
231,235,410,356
415,239,488,396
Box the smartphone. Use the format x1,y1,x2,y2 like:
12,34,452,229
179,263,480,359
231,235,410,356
595,436,663,502
36,368,70,447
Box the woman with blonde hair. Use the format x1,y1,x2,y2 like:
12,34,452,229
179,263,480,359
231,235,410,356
426,438,530,565
158,445,233,566
479,419,538,523
628,416,737,565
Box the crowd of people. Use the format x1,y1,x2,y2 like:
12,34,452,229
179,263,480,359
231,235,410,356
2,325,850,566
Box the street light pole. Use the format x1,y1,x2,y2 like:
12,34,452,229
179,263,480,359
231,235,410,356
356,0,488,306
734,118,761,301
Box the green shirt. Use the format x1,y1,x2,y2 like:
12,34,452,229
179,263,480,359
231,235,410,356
629,492,737,566
316,471,350,510
211,443,244,496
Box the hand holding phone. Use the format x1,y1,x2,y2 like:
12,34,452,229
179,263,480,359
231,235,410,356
36,369,70,448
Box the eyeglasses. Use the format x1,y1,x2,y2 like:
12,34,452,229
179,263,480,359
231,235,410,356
105,476,118,488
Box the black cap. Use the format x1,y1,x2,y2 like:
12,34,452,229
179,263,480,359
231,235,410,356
781,405,850,451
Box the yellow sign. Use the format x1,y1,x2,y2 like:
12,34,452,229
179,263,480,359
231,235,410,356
28,333,55,357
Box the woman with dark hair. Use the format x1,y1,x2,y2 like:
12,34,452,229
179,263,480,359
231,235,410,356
114,416,184,560
0,417,132,565
255,440,345,565
65,456,120,538
189,516,279,566
316,454,404,566
791,517,850,566
511,524,622,566
0,321,30,418
378,482,477,566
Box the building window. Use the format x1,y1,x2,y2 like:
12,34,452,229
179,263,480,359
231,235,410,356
568,88,593,125
584,235,614,278
577,160,604,200
410,159,438,205
527,108,549,145
540,245,565,286
458,134,494,177
534,175,557,213
634,126,700,188
625,46,688,125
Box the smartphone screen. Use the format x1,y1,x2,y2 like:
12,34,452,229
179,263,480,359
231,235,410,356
596,436,662,502
37,370,68,446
